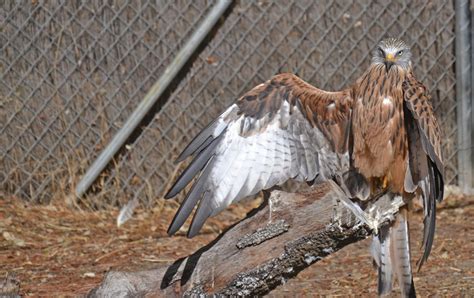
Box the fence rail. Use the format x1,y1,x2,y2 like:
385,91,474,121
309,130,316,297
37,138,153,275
0,0,467,208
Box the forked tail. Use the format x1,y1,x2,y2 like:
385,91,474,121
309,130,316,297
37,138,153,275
371,206,416,297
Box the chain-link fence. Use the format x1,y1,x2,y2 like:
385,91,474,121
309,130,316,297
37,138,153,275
1,0,461,208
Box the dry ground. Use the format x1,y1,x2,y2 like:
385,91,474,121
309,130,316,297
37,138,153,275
1,191,473,297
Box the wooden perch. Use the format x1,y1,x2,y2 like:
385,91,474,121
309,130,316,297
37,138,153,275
89,181,403,297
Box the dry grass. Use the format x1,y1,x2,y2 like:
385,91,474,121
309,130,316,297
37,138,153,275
0,196,261,296
1,191,473,296
275,191,474,296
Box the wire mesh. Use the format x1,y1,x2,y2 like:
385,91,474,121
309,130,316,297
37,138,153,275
0,0,458,208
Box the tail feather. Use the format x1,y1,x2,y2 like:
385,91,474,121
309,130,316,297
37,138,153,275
372,225,393,295
371,206,416,297
392,209,416,297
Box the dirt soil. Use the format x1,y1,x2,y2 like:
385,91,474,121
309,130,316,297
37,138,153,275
1,191,473,297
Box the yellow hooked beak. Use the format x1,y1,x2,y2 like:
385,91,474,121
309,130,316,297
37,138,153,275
386,53,395,62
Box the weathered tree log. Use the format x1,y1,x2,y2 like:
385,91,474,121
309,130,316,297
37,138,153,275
89,181,403,297
0,274,20,298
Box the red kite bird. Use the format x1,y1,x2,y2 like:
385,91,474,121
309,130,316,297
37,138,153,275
165,38,444,297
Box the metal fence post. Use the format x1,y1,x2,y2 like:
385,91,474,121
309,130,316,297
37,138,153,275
74,0,233,199
455,0,473,194
471,1,474,193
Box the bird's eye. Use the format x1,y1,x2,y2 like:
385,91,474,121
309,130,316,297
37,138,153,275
378,47,385,56
396,50,404,56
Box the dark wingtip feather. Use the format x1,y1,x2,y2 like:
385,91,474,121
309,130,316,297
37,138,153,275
175,115,229,164
417,160,439,271
417,200,436,271
175,135,213,164
167,184,203,236
167,199,196,236
174,119,218,163
167,157,216,235
187,195,213,238
431,160,444,202
167,220,182,236
164,135,222,199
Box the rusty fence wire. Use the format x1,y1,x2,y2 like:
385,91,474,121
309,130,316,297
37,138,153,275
0,0,460,208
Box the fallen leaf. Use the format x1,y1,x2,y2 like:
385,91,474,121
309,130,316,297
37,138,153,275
205,56,219,66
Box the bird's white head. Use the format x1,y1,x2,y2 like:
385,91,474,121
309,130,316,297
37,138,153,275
372,38,412,71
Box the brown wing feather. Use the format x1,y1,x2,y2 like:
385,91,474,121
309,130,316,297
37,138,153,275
403,73,444,176
403,72,444,269
165,73,353,236
237,73,353,152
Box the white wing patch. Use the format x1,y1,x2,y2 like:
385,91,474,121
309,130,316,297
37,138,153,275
167,99,351,237
199,101,347,216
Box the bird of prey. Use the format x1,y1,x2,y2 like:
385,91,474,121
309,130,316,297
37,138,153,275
164,38,444,297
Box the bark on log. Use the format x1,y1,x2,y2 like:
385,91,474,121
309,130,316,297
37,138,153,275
89,181,403,297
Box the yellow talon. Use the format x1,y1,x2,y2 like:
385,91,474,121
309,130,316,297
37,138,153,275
382,176,389,190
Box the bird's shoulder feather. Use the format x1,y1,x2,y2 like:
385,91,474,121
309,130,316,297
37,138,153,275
403,72,443,174
236,73,353,152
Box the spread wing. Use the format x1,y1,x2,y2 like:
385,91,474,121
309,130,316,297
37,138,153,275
165,73,353,237
403,72,444,269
